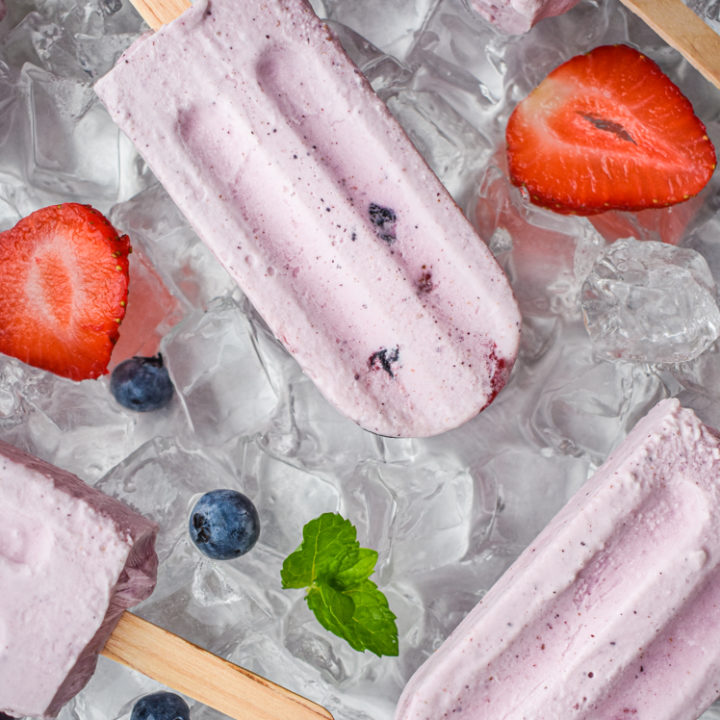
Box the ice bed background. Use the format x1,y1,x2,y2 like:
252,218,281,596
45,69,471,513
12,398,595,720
2,0,720,718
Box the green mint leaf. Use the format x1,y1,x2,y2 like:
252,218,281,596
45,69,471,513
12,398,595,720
281,512,399,657
281,512,359,588
335,547,377,589
279,546,315,589
346,579,399,657
306,584,363,651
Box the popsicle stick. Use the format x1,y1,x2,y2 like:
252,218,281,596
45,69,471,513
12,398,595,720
618,0,720,90
128,0,189,29
102,612,334,720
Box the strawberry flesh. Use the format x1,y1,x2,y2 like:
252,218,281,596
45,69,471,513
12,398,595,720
0,203,131,380
506,44,717,215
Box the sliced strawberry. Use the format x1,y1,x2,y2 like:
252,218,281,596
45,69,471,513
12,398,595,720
0,203,131,380
506,44,717,215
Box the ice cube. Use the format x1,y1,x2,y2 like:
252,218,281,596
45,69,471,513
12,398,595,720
162,297,280,447
321,0,436,59
109,246,183,367
581,237,720,363
685,0,720,32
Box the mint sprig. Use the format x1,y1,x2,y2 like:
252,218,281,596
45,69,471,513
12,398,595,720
281,512,398,657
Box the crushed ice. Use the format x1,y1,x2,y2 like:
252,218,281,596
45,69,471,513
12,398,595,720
2,1,720,719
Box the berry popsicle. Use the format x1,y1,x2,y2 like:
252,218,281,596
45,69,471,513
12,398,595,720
0,439,157,718
94,0,521,438
395,398,720,719
0,441,333,720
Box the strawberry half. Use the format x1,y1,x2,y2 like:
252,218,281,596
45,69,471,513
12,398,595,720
0,203,130,380
506,44,716,215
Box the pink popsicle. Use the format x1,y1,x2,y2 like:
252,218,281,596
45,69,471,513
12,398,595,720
0,441,157,718
0,440,334,720
94,0,521,438
396,398,720,719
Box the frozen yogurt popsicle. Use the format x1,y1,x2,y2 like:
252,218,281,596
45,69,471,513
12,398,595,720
396,398,720,719
469,0,581,34
94,0,521,438
0,440,157,719
0,441,334,720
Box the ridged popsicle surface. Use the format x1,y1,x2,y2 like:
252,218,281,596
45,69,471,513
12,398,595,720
396,398,720,719
95,0,521,437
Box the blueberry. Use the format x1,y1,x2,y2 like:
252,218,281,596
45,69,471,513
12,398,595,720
189,489,260,560
369,202,396,228
130,692,190,720
368,202,397,244
110,354,174,412
368,346,400,378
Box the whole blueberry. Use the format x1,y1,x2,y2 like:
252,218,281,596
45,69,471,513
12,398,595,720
130,692,190,720
110,354,174,412
189,489,260,560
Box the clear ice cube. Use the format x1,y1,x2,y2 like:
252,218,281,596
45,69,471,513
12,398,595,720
581,238,720,364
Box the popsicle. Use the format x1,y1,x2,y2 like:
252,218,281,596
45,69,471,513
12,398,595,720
395,398,720,719
469,0,581,34
94,0,522,438
0,440,334,720
0,439,157,718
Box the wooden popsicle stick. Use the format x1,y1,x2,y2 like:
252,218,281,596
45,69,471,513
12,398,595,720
128,0,190,29
618,0,720,90
102,612,334,720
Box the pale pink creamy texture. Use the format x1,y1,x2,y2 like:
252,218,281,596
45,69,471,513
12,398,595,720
0,441,157,718
95,0,521,437
396,398,720,719
469,0,582,34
